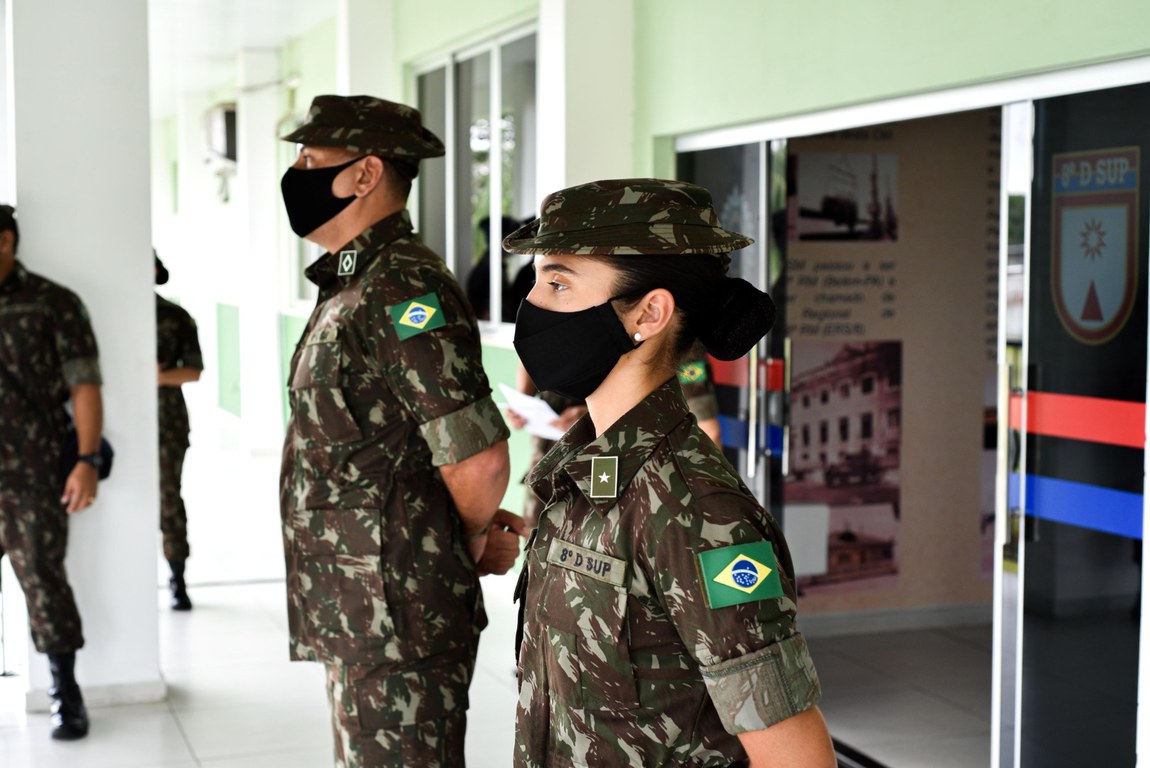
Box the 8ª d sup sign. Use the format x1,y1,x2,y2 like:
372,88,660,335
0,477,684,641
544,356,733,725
1051,147,1140,345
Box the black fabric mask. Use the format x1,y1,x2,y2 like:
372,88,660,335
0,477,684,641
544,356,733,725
513,298,637,400
280,156,364,237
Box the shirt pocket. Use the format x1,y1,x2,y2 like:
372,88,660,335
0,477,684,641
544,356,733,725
539,567,641,713
290,325,363,445
293,506,394,641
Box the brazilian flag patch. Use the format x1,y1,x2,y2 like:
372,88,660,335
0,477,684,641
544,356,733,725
696,541,784,609
390,293,446,340
677,360,707,385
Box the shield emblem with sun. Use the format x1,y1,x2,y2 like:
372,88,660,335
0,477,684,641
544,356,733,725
1051,147,1140,345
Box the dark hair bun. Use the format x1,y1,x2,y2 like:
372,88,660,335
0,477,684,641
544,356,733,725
696,277,776,361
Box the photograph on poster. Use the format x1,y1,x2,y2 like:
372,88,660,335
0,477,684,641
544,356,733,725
791,152,900,242
786,341,902,593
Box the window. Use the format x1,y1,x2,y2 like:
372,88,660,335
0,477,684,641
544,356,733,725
801,424,810,447
861,413,874,439
818,421,828,445
862,376,875,394
838,417,849,442
888,409,901,428
820,389,829,404
416,30,538,325
802,394,810,408
839,382,851,398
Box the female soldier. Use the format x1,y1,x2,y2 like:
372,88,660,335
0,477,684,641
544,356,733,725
506,178,835,768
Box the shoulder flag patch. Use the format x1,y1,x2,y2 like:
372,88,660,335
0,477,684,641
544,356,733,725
390,293,446,340
697,541,784,609
677,360,707,385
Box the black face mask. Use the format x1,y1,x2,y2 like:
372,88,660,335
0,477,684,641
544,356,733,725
280,156,364,237
513,298,637,400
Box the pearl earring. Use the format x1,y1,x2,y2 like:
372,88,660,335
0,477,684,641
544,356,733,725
633,332,642,342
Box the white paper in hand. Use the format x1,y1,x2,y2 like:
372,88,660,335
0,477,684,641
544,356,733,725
498,384,565,441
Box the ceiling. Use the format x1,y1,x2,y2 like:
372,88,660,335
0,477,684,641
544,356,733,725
148,0,337,118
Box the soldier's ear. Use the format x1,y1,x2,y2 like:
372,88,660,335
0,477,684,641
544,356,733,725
354,155,386,197
0,230,13,256
629,288,676,342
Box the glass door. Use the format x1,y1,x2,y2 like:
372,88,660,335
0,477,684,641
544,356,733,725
1001,82,1149,768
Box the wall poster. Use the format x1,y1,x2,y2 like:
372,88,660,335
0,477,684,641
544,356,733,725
783,109,1000,614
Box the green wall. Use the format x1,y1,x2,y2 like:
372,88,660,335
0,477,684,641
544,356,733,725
632,0,1150,174
394,0,536,68
216,303,242,416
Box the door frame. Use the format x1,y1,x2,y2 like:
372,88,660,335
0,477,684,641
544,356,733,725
674,54,1150,768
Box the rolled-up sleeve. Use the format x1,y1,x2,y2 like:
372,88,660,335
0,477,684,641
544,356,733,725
700,632,821,733
420,395,508,467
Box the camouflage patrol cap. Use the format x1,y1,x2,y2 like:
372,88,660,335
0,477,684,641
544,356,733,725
502,178,753,256
281,95,445,161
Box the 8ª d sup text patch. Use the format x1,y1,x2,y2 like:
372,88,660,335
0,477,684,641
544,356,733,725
696,541,784,609
390,293,446,340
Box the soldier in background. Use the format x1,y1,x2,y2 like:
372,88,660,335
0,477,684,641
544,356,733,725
154,253,203,610
278,95,523,768
507,179,835,767
0,204,101,741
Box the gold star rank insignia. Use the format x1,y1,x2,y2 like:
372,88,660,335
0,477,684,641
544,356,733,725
337,250,357,276
677,360,707,384
389,293,446,340
589,456,619,498
696,542,785,609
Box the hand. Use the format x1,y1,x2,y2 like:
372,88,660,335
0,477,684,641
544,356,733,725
550,405,587,432
475,509,528,576
61,463,99,513
505,408,528,430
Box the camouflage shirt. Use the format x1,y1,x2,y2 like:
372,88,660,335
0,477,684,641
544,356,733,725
0,262,101,490
280,210,509,665
515,379,820,767
156,294,203,446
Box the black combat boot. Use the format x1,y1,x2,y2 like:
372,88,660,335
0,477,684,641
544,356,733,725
47,651,88,740
168,560,192,611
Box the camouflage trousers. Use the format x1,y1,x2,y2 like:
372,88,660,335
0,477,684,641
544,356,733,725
324,636,479,768
159,436,189,562
0,487,84,654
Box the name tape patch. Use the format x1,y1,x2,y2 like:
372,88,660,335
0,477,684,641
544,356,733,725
547,538,626,587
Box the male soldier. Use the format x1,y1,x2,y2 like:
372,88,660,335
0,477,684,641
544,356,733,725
154,253,203,610
278,96,522,768
0,204,101,740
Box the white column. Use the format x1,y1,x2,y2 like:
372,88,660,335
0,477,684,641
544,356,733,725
537,0,634,195
336,0,399,99
236,49,288,454
9,0,164,707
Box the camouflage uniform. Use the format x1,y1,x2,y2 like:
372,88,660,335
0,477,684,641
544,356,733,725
156,294,202,562
280,95,508,768
0,262,99,653
514,380,819,766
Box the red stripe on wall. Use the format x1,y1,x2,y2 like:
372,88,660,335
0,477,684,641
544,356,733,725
1026,391,1145,448
709,357,748,388
707,357,786,391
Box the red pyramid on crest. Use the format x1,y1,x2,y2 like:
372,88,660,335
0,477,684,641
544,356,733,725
1080,280,1103,322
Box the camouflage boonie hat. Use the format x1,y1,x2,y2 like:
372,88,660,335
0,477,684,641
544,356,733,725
281,95,445,161
502,178,754,256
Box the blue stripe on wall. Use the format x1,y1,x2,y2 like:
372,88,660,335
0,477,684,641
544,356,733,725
717,416,783,456
1023,474,1143,539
